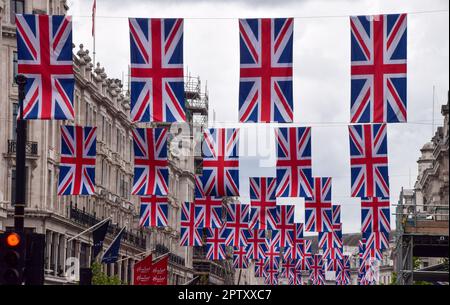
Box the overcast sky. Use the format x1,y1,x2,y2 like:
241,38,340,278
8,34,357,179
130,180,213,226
68,0,449,235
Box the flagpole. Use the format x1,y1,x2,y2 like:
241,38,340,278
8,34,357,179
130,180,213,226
92,0,96,66
67,217,111,242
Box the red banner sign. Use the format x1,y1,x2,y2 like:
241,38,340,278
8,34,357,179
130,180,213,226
133,254,153,285
150,255,168,285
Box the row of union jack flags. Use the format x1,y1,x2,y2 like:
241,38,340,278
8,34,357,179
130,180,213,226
16,14,407,124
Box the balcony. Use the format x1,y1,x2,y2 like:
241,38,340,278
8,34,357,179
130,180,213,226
153,243,186,266
7,139,38,156
69,206,146,249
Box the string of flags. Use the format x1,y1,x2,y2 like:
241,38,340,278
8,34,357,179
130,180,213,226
14,11,408,285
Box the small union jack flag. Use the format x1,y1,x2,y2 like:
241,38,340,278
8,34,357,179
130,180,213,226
284,223,304,261
16,14,74,120
318,225,343,251
296,239,312,270
336,255,351,285
332,205,341,225
233,246,249,269
264,237,281,280
129,18,185,122
201,128,240,197
194,176,223,228
225,202,250,247
58,126,96,195
272,205,295,248
254,259,266,278
323,247,343,263
139,196,168,227
276,127,313,198
280,259,296,278
305,177,333,232
132,128,169,196
249,177,278,230
205,227,229,260
180,202,203,247
351,14,407,123
365,231,389,254
309,254,325,285
245,229,267,260
349,123,389,198
288,266,303,285
239,18,294,123
361,197,390,235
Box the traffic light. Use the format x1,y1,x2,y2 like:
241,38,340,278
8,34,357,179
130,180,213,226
0,232,25,285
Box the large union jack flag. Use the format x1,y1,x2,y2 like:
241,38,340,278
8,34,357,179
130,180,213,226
275,127,313,198
233,246,249,269
350,14,407,123
139,196,168,227
309,254,325,285
58,126,96,195
180,202,203,247
284,223,304,261
349,124,389,198
205,227,229,260
249,177,278,230
132,128,169,196
238,18,294,123
129,18,185,122
225,202,250,247
305,177,333,232
245,229,267,260
16,14,74,120
194,176,223,228
272,205,295,248
361,197,390,235
201,128,240,197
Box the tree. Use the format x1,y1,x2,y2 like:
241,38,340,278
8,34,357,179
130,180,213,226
91,262,122,285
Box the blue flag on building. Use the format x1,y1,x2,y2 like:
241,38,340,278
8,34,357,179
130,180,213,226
92,219,110,260
101,227,125,264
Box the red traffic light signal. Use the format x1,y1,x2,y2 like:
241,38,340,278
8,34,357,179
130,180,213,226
0,232,25,285
6,233,21,247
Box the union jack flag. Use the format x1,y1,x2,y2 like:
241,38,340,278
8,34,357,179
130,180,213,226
254,259,266,277
349,124,389,198
305,177,333,232
249,177,278,230
276,127,313,198
264,237,281,284
201,128,240,197
296,239,312,270
16,14,74,120
350,14,407,123
233,246,249,269
129,18,185,122
205,227,229,260
323,247,343,264
284,223,304,261
365,231,389,254
332,205,341,225
132,128,169,196
194,176,223,228
288,267,303,285
336,255,351,285
280,259,296,278
318,225,343,251
225,202,250,247
180,202,203,247
238,18,294,123
245,229,267,260
309,254,325,285
58,126,96,195
361,197,390,235
272,205,295,248
139,196,168,227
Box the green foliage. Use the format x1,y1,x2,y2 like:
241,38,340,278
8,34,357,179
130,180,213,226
390,272,397,285
90,262,122,285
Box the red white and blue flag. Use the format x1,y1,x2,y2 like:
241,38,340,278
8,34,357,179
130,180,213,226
323,247,344,263
336,255,351,285
194,176,223,228
361,197,390,235
16,14,74,120
305,177,333,232
280,259,296,279
58,126,96,195
349,123,389,198
129,18,185,122
225,202,250,247
264,237,281,285
318,225,343,251
132,128,169,196
272,205,295,248
233,246,249,269
296,239,312,270
205,227,229,260
139,196,168,227
288,265,302,285
180,202,203,247
365,231,389,254
239,18,294,123
275,127,313,198
284,223,304,261
245,229,267,260
201,128,240,197
254,259,266,278
350,14,407,123
249,177,278,230
332,205,341,225
309,254,325,285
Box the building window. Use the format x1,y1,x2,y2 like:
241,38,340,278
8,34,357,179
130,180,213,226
10,0,25,24
12,103,18,140
12,51,18,81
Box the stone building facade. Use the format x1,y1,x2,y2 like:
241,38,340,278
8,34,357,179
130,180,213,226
0,0,201,285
